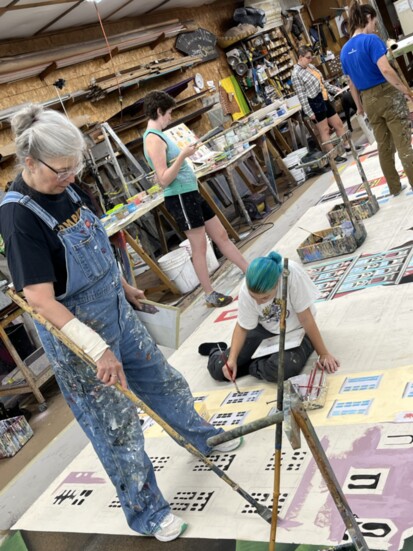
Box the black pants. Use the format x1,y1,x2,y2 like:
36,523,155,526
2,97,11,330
207,325,314,383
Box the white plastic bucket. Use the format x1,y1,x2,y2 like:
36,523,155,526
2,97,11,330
158,248,198,294
179,237,219,275
356,114,375,145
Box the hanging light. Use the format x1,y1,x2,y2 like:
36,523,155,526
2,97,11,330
86,0,123,113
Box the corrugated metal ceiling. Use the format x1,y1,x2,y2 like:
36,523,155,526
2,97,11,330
0,0,216,41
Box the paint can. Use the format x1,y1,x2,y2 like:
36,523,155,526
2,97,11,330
158,248,199,294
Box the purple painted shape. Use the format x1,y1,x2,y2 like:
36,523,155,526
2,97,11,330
54,471,106,493
280,425,413,551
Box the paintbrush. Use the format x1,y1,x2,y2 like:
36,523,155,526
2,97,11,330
298,226,324,240
306,365,317,400
315,365,325,399
217,343,240,394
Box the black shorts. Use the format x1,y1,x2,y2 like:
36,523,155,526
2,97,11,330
308,92,337,122
164,190,215,232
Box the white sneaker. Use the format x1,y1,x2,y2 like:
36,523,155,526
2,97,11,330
213,436,243,453
154,513,188,542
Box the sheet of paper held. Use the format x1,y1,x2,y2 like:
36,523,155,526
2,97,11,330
251,327,305,359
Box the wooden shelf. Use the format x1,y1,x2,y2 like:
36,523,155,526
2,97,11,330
225,27,296,109
0,303,52,411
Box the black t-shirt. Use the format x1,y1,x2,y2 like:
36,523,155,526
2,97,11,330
0,174,92,296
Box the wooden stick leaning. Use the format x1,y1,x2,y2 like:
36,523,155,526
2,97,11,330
6,287,272,524
269,258,289,551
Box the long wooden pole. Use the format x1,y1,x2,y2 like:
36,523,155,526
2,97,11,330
269,258,289,551
6,288,273,524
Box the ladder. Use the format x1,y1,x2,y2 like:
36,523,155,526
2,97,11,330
88,122,151,201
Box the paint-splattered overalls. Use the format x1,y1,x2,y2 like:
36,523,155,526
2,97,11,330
2,188,221,535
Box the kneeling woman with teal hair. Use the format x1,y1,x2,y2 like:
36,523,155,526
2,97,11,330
206,252,340,383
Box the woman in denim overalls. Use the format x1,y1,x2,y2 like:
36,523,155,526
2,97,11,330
0,105,241,542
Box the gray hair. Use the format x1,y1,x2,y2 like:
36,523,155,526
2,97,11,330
11,104,86,167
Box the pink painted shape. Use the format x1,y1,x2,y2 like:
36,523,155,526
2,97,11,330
54,471,106,493
281,425,413,551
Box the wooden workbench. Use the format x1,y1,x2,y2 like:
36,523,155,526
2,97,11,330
246,105,308,194
105,188,240,295
0,300,52,411
197,145,277,227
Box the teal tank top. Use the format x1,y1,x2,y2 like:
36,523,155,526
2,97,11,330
143,129,198,197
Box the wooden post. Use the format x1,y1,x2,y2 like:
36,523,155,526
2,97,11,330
123,231,180,295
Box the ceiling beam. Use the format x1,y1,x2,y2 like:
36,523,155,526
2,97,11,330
1,0,76,10
34,0,85,36
104,0,173,23
104,0,135,21
0,1,20,19
144,1,173,16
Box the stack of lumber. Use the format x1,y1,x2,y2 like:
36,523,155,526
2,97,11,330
87,56,203,100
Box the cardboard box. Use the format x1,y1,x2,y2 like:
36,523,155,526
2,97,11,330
0,415,33,459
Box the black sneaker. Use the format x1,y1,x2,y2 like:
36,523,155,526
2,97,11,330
198,342,228,356
333,155,347,164
345,145,363,153
205,291,233,308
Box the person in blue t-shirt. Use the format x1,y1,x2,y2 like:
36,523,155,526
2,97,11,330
340,1,413,196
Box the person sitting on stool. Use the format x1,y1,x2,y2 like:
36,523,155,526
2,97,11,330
203,252,340,383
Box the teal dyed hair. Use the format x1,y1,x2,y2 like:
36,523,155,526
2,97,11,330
246,252,283,293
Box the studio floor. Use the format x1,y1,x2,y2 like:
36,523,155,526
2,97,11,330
1,136,413,551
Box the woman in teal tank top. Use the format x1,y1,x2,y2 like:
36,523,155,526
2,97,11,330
143,91,248,308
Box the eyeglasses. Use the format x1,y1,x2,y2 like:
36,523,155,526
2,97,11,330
304,55,313,59
38,158,84,181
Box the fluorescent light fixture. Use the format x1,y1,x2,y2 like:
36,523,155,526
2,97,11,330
86,0,103,3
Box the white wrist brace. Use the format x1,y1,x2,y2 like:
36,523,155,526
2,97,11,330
61,318,109,362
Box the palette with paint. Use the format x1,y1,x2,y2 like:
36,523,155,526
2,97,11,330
327,195,380,226
296,223,367,264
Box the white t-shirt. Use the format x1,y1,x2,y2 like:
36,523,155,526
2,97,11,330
238,260,320,334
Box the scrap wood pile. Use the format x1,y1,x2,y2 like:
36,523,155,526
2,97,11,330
87,55,204,100
109,89,210,134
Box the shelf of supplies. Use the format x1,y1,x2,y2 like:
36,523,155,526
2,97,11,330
251,54,267,62
231,30,295,103
268,50,289,58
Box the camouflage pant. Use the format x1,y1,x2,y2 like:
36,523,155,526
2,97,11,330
361,82,413,194
207,326,314,383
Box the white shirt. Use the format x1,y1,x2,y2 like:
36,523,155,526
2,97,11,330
237,260,320,334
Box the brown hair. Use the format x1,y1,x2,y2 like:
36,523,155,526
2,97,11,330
297,46,313,59
348,1,377,36
143,91,176,120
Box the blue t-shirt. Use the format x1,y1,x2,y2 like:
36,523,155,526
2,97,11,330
340,34,387,91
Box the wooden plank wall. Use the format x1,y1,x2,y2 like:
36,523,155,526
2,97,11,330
301,0,349,53
0,0,242,188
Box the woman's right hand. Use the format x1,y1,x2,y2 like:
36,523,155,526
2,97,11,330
223,357,238,382
96,349,128,389
180,143,198,159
